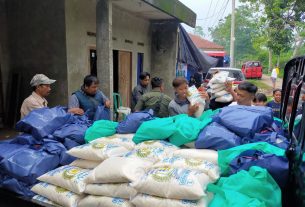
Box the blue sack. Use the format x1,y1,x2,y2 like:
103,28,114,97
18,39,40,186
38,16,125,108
228,149,289,188
0,173,35,198
213,105,273,138
16,106,73,139
9,133,41,145
93,105,111,121
0,143,60,184
52,123,87,144
195,122,241,150
242,132,289,149
116,109,154,134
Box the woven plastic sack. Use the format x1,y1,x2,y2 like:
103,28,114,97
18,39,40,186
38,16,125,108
31,182,84,207
125,147,168,163
131,193,212,207
210,83,225,90
132,117,176,144
135,140,179,152
78,196,134,207
69,159,100,169
87,157,152,184
215,93,233,103
85,120,118,143
85,183,137,199
218,142,286,175
169,114,207,146
132,167,210,200
32,195,60,206
187,85,206,117
207,166,281,207
214,90,228,98
93,135,135,150
209,71,229,84
153,155,220,181
67,142,129,161
173,149,218,164
37,166,90,194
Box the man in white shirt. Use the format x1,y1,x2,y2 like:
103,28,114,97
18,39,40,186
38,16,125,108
20,74,56,119
227,81,258,106
271,67,278,89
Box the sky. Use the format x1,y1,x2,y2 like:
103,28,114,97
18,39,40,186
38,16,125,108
179,0,242,40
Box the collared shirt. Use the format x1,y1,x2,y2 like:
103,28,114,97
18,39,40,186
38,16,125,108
20,92,48,119
134,88,172,118
131,84,150,110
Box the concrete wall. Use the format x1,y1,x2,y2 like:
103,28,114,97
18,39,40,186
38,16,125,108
65,0,97,96
6,0,67,109
151,21,178,97
112,5,152,89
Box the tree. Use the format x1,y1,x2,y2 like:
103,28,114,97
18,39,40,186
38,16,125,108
193,26,205,37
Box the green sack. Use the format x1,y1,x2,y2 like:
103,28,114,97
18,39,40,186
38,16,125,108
132,117,176,144
208,166,281,207
198,109,220,122
169,114,207,146
85,120,118,143
218,142,286,175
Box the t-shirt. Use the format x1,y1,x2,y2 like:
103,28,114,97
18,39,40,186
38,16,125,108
266,100,281,118
271,69,277,79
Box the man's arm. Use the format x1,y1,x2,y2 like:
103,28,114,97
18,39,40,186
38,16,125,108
68,94,84,115
134,96,145,112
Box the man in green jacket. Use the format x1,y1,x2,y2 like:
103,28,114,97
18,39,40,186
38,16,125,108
134,77,172,118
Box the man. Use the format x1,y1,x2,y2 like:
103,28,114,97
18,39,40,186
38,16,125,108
20,74,56,119
69,75,111,120
271,67,278,89
227,81,258,106
134,77,171,118
131,72,150,110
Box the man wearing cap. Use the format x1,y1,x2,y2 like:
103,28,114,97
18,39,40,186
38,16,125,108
20,74,56,118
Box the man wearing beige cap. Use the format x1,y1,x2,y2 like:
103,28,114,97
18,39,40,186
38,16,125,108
20,74,56,119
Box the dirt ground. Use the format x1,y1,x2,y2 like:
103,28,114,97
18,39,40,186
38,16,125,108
258,74,283,96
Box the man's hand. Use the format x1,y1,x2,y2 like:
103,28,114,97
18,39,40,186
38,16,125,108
105,100,111,108
225,81,234,93
68,108,84,115
198,87,209,100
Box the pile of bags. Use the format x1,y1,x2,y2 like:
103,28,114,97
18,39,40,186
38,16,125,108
207,71,234,103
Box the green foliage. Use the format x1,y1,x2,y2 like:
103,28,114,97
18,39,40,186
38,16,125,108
193,26,205,37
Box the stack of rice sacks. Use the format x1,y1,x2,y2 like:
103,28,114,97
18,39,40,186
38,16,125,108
31,133,134,207
208,71,234,103
130,145,220,207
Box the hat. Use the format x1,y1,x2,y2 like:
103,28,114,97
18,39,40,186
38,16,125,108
30,74,56,87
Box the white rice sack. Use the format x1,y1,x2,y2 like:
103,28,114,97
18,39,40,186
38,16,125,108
153,156,220,181
214,89,229,98
211,86,226,94
78,196,134,207
125,147,169,163
209,71,229,84
173,149,218,164
183,141,195,148
131,193,212,207
215,93,233,103
93,134,135,150
31,182,84,207
32,195,60,206
187,85,206,117
87,157,152,184
135,140,179,152
67,142,129,161
70,159,101,169
37,166,90,194
85,183,137,199
209,83,225,90
132,167,210,200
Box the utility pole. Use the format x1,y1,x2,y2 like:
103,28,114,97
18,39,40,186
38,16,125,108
230,0,235,68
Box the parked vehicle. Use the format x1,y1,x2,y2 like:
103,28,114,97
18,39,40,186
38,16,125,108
203,67,245,87
241,61,263,79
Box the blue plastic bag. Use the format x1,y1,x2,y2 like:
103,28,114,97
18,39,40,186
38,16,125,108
213,105,273,138
195,122,241,150
9,133,41,145
93,105,111,121
52,123,87,144
116,109,154,134
242,132,289,149
228,149,289,188
0,172,35,198
0,143,60,184
16,106,73,139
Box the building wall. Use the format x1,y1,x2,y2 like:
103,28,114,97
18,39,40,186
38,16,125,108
151,21,178,97
112,5,152,88
5,0,67,117
65,0,97,96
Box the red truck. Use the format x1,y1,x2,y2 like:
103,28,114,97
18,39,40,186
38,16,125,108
241,61,263,79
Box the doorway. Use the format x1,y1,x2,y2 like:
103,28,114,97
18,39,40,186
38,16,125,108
113,50,132,107
89,49,97,76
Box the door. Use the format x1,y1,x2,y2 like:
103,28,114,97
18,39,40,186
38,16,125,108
118,51,132,107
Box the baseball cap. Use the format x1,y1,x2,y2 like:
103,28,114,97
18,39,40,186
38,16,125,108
30,74,56,87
